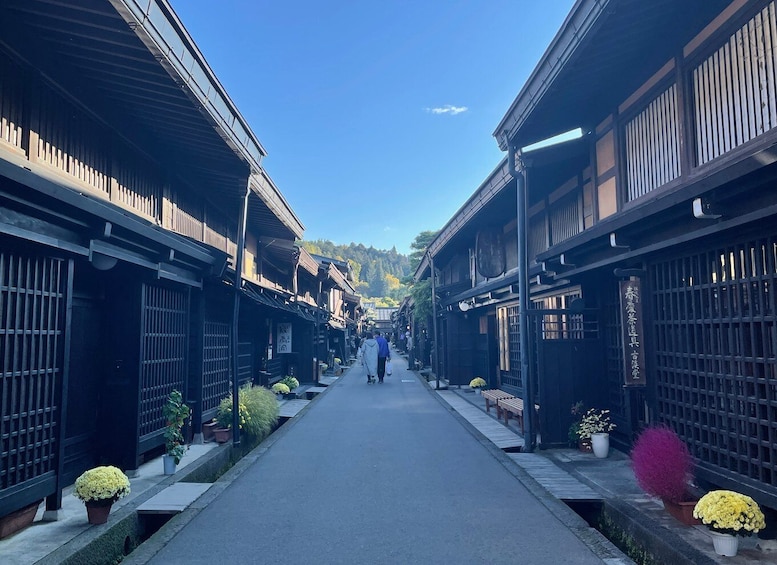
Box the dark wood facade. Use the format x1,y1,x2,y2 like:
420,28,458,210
418,0,777,506
0,0,362,522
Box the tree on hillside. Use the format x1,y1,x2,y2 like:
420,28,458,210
408,230,439,273
385,273,400,292
371,261,387,296
348,259,361,283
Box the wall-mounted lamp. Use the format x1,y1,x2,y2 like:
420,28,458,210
90,251,118,271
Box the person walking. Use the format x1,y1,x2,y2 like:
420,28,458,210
360,331,378,384
375,331,390,384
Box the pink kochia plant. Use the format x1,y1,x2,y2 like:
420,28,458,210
631,425,695,503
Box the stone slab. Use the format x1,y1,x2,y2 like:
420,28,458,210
306,386,327,399
136,483,212,515
278,399,310,418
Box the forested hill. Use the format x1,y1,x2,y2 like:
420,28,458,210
300,239,411,303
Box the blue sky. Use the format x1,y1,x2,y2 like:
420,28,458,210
170,1,576,254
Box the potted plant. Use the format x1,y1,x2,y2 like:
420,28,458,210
693,490,766,556
631,425,699,525
162,389,190,475
469,377,487,395
271,382,290,399
73,465,131,525
280,376,299,398
577,408,615,458
215,393,250,443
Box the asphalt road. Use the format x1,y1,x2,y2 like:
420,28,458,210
147,354,608,564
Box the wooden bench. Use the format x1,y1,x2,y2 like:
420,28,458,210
497,397,541,434
481,389,514,414
497,397,525,431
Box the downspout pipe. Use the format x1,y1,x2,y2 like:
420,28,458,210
428,250,440,389
231,180,251,447
507,142,535,452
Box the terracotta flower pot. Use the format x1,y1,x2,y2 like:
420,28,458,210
0,500,40,539
85,499,114,525
213,428,232,443
662,499,701,526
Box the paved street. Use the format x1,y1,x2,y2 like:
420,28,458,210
146,354,611,564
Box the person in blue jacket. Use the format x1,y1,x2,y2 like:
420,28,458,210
374,331,391,384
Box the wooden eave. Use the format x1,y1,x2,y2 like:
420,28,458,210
0,0,302,242
414,158,512,281
296,246,320,276
494,0,732,149
0,152,228,281
249,172,304,240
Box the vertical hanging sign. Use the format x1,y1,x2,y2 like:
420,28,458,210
620,278,646,386
277,322,292,353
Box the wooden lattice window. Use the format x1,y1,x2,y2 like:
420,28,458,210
693,2,777,165
498,304,522,389
0,252,65,491
625,84,681,200
114,153,162,221
35,88,109,195
549,191,582,245
138,284,189,440
0,51,23,151
651,236,777,487
202,321,230,412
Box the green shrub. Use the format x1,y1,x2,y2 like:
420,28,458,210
280,376,299,390
271,382,290,394
217,384,279,442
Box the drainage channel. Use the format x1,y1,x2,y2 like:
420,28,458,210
562,498,712,565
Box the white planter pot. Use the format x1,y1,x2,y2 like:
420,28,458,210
162,454,177,475
475,388,482,395
591,433,610,458
709,530,738,556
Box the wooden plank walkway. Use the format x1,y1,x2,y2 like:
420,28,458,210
507,453,601,500
318,376,338,386
437,390,523,451
278,399,310,418
137,483,212,514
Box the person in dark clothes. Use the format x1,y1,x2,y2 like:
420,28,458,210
374,331,390,384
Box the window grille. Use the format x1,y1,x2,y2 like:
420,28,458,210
0,52,23,150
202,321,230,412
651,236,777,487
693,2,777,165
0,252,65,491
625,84,681,200
549,192,581,245
138,284,189,440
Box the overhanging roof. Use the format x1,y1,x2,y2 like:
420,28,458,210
0,0,303,240
494,0,731,149
0,151,227,286
415,158,511,280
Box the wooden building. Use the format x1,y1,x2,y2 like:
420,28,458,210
418,0,777,507
0,0,341,522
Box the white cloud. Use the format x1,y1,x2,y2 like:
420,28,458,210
427,104,468,115
383,226,393,232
